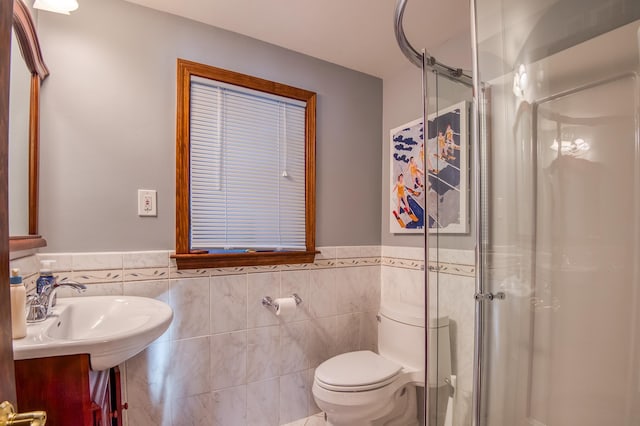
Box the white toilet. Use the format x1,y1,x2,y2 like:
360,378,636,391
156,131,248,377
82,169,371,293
312,300,451,426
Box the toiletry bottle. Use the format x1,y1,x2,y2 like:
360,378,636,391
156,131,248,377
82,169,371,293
10,268,27,339
36,259,56,304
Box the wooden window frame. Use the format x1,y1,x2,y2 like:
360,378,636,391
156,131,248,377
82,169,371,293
174,59,317,269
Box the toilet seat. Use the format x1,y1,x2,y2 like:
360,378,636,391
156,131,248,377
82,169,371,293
315,350,402,392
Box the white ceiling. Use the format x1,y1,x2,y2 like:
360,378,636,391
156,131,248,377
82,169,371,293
122,0,472,80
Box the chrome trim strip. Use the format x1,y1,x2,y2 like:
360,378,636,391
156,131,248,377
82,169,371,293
421,50,431,426
394,0,474,87
394,0,423,67
470,0,483,425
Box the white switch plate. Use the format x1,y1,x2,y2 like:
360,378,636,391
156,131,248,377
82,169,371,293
138,189,157,217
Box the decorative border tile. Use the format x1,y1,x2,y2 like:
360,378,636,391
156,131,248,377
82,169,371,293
123,267,170,282
70,269,123,284
381,256,424,271
11,246,476,289
427,261,475,277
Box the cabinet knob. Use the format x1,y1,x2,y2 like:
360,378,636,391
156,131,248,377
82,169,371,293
0,401,47,426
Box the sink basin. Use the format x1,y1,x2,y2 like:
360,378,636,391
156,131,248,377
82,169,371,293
13,296,173,370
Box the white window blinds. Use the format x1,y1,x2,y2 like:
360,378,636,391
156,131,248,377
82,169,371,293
189,76,307,251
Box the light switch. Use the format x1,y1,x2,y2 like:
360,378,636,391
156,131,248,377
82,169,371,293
138,189,157,217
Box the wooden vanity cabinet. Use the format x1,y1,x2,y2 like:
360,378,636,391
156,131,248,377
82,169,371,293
14,354,126,426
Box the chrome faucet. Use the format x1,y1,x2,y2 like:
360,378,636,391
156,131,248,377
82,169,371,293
27,281,87,323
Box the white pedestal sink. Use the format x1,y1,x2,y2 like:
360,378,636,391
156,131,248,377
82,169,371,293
13,296,173,370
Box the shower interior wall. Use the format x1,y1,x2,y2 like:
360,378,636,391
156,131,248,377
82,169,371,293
476,3,640,423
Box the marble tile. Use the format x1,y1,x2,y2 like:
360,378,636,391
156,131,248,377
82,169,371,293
359,245,382,258
36,253,73,271
399,246,424,261
125,340,172,426
169,277,210,340
247,272,280,328
307,317,336,368
381,265,424,306
335,267,371,314
335,246,361,259
246,326,280,383
429,248,475,266
72,252,123,271
335,313,361,355
334,268,360,314
247,378,279,426
169,337,211,399
279,321,309,375
438,274,475,398
213,385,247,426
211,274,248,333
279,371,309,424
359,311,379,352
56,282,123,298
308,269,337,318
360,266,381,312
123,250,171,269
123,279,169,302
280,270,311,323
211,331,247,390
381,245,398,258
314,246,336,261
10,254,39,277
171,392,213,426
306,369,321,416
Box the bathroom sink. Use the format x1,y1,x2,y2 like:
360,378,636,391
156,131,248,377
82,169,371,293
13,296,173,371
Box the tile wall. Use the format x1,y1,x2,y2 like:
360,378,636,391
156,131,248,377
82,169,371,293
11,247,381,425
10,245,475,426
382,246,476,426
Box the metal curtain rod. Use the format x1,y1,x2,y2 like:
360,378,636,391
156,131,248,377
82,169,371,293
394,0,473,87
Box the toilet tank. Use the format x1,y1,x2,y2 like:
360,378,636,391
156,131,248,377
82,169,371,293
378,300,451,386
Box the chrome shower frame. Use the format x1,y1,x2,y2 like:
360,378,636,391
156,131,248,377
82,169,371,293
469,1,485,426
393,0,482,425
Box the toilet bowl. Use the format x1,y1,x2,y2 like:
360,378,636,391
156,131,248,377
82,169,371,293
312,300,450,426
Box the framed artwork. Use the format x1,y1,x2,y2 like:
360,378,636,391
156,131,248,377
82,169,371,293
389,101,468,234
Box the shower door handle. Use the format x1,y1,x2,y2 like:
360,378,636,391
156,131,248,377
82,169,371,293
474,292,506,301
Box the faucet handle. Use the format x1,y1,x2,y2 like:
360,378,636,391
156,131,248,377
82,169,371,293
26,294,47,323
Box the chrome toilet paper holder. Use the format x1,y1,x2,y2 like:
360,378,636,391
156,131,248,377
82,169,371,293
262,293,302,312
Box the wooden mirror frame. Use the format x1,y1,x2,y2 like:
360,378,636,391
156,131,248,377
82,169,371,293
9,0,48,252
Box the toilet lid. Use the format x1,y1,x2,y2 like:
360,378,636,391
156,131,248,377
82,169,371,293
315,351,402,390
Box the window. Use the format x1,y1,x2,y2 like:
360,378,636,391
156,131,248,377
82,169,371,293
174,59,317,269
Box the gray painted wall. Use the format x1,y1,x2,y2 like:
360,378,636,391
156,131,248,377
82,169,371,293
35,0,382,252
381,60,475,250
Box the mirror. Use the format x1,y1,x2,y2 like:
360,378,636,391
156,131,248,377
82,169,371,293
9,28,30,236
9,0,48,252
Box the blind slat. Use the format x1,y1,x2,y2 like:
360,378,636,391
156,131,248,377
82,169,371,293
189,77,307,250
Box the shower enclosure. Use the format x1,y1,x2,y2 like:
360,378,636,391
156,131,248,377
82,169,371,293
473,0,640,425
397,0,640,425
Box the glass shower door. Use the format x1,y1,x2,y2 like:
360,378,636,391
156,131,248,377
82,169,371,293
474,1,640,425
426,70,475,426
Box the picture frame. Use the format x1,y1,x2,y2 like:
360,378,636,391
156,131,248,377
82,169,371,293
389,101,468,234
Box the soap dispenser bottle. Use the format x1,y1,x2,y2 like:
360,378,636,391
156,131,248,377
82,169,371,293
36,259,57,303
10,268,27,339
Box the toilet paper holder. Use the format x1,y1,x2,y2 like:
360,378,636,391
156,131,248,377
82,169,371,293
262,293,302,312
